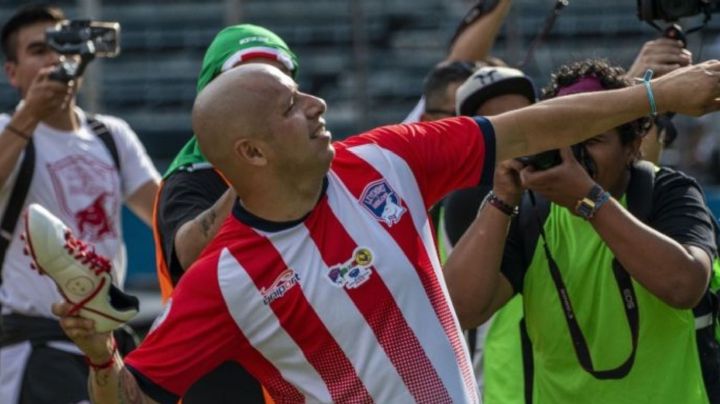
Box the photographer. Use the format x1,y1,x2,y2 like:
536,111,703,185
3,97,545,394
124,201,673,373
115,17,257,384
445,58,719,403
0,5,159,403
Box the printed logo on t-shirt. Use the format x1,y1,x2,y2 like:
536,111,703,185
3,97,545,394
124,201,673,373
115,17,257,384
360,179,406,227
47,155,118,242
327,247,374,289
261,268,300,305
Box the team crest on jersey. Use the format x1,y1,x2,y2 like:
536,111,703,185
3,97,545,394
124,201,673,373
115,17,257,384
260,268,300,305
360,179,406,227
327,247,374,289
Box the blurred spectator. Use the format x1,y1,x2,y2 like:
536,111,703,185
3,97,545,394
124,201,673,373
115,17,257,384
0,5,159,404
445,58,719,403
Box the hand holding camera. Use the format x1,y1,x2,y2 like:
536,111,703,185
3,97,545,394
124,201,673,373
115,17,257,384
519,147,597,211
21,66,76,120
626,36,691,79
492,159,525,208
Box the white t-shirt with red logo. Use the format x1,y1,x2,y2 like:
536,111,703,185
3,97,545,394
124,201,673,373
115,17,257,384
126,116,495,403
0,107,159,319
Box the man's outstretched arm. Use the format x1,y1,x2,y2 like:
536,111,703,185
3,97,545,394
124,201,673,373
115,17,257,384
446,0,512,63
53,302,158,404
489,60,720,162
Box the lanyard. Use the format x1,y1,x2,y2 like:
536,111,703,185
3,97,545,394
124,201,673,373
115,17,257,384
535,210,639,379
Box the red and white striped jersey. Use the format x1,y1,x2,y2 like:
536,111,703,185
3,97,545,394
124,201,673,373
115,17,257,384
126,116,495,403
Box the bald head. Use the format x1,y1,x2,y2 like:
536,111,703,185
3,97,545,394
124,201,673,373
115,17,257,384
192,64,294,168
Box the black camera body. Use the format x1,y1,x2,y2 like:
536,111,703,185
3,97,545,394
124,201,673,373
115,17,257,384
45,20,120,83
637,0,720,22
518,144,596,176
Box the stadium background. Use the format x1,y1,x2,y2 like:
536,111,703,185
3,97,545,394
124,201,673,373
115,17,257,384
1,0,720,323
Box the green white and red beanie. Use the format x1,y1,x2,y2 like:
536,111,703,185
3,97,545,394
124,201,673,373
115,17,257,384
164,24,298,178
195,24,299,92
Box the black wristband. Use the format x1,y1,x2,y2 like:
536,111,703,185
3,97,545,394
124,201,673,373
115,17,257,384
483,190,518,217
5,124,30,141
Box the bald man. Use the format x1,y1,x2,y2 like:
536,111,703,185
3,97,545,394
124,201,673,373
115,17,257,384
54,62,720,403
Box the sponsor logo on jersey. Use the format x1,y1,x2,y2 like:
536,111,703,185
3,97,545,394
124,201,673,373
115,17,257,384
360,180,406,227
260,268,300,305
327,247,374,289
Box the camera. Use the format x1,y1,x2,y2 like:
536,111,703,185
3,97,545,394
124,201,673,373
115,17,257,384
518,144,596,176
45,20,120,83
637,0,720,22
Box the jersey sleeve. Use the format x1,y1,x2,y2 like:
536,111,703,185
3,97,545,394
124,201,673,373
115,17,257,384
124,253,244,401
650,168,717,259
341,116,495,208
155,169,229,283
97,115,160,199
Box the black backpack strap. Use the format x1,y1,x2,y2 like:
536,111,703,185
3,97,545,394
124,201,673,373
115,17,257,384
626,161,656,224
1,115,120,280
0,139,35,278
86,115,120,171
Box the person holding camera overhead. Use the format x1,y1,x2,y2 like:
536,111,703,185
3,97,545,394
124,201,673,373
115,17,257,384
0,5,159,403
445,58,720,403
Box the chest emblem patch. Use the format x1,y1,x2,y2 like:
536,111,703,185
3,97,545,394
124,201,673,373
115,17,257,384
327,247,374,289
360,179,406,227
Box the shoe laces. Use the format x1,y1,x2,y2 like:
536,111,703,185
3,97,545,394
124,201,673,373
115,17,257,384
63,230,111,276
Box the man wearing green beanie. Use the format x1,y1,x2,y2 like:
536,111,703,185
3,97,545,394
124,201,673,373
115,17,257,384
152,24,298,404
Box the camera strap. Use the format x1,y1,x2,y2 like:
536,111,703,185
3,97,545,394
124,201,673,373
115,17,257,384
522,162,658,379
0,116,119,282
533,211,639,379
518,0,569,68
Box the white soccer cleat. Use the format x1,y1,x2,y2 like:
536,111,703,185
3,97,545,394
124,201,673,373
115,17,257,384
23,203,138,333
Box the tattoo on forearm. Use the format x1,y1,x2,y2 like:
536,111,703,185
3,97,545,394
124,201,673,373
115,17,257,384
199,208,217,237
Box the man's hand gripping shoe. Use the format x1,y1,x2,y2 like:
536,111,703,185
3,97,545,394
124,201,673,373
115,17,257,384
22,203,139,332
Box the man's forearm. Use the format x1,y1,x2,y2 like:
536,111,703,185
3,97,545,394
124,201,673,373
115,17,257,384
491,61,720,161
174,188,236,270
88,359,157,404
0,109,39,189
490,85,649,161
444,200,513,328
447,0,512,62
590,198,710,309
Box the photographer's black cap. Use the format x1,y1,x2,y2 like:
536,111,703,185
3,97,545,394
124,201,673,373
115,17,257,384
456,66,536,116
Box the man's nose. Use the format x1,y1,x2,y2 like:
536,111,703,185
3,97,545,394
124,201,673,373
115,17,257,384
45,51,62,67
307,94,327,118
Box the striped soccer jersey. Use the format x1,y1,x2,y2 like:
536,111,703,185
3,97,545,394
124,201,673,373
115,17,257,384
126,116,495,403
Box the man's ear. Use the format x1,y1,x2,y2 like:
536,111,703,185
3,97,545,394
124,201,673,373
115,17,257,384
235,138,268,166
4,61,18,88
628,135,643,164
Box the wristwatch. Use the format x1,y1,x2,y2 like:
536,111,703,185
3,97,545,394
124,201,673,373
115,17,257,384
574,185,610,220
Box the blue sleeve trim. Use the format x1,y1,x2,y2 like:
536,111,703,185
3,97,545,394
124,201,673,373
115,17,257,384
474,116,496,186
126,364,180,404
